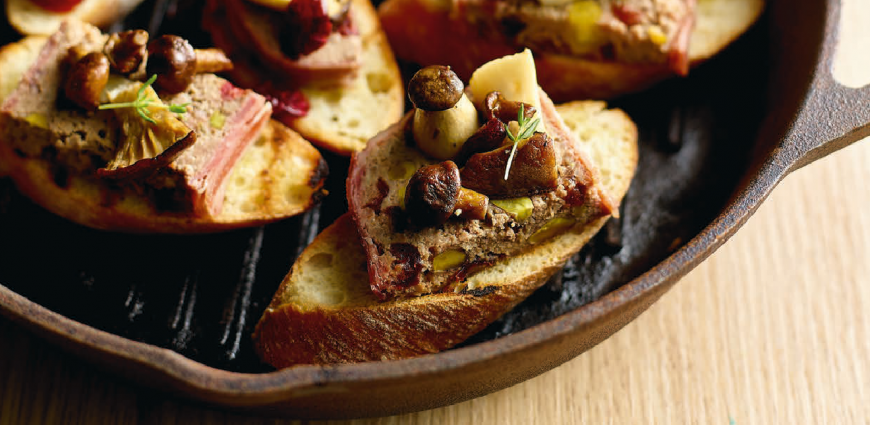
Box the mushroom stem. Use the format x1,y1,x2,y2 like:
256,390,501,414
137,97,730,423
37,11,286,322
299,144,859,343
412,93,479,160
195,48,234,74
455,187,488,220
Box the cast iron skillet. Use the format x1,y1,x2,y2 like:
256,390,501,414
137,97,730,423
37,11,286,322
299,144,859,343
0,0,868,419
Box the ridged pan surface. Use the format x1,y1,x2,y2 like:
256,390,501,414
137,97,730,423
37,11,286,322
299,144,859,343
0,0,808,413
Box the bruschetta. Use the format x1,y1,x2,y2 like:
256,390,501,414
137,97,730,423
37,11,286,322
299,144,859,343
378,0,765,101
253,51,638,367
0,20,327,233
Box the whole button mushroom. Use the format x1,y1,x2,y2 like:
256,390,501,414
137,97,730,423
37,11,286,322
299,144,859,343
146,35,234,94
146,35,197,94
404,161,488,228
409,66,479,160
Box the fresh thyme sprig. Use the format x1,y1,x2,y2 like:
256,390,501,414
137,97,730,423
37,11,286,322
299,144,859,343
502,104,540,180
98,75,189,124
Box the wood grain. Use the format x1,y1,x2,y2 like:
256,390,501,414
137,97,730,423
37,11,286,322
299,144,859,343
1,2,869,424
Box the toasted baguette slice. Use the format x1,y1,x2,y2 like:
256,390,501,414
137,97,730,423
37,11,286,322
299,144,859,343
378,0,764,101
204,0,405,155
7,0,147,35
0,35,327,233
253,100,637,368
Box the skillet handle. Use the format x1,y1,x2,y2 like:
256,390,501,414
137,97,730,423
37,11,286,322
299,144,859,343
780,0,870,172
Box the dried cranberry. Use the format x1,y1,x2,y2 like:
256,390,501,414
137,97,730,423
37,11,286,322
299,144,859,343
264,88,310,121
279,0,333,59
387,243,423,288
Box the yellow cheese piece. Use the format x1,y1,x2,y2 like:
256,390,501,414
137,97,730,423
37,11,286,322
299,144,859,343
468,49,546,134
24,113,48,129
567,1,604,54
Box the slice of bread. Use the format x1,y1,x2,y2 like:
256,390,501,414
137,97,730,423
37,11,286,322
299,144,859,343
0,33,327,233
253,100,638,368
203,0,405,155
378,0,765,101
6,0,147,36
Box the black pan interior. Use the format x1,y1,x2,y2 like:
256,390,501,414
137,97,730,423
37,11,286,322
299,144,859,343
0,0,769,373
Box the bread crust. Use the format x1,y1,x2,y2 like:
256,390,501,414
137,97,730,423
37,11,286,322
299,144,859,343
254,213,608,367
0,119,327,233
377,0,765,101
6,0,146,36
253,100,638,368
0,35,328,233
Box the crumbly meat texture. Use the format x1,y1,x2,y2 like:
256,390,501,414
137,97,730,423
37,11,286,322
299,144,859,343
0,20,272,217
348,89,614,299
460,0,695,73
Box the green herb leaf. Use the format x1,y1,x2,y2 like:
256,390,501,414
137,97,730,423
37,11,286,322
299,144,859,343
502,104,539,180
98,75,188,124
168,103,189,114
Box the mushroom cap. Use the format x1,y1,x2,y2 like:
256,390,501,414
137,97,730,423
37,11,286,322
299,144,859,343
104,30,148,75
404,161,461,227
407,65,464,111
146,34,196,94
64,51,110,110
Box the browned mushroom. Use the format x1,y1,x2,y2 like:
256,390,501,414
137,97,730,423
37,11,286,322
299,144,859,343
408,65,464,111
460,132,558,198
146,35,196,94
145,34,234,94
483,91,537,123
404,161,489,227
454,117,507,166
64,51,110,110
104,30,148,75
408,65,479,160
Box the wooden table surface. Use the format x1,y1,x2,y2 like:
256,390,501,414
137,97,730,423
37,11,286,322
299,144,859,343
2,2,869,424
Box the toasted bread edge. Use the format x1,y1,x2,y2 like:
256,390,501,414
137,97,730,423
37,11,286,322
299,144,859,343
7,0,147,36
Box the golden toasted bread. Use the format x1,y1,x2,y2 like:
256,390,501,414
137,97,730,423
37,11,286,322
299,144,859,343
203,0,405,155
378,0,765,101
6,0,147,35
253,100,637,368
0,32,327,233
